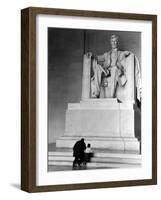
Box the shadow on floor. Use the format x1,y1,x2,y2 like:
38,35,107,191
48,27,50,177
10,183,20,190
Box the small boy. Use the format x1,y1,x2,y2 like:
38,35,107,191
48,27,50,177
84,144,93,164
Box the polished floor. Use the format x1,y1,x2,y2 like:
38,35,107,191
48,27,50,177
48,164,112,172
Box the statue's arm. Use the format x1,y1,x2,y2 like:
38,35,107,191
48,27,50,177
86,52,106,62
96,54,105,62
85,52,108,75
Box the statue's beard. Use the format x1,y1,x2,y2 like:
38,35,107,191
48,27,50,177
111,46,118,51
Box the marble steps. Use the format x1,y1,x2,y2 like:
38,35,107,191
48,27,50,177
48,150,141,168
56,136,140,151
49,151,140,157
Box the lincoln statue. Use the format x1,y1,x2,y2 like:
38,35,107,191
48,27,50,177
82,34,141,103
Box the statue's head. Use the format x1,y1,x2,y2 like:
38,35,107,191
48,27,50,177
110,34,119,49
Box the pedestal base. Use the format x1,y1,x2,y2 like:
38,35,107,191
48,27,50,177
56,99,140,152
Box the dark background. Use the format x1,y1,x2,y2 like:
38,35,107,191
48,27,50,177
48,28,141,143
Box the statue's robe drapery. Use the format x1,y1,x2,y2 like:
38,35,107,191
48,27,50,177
91,59,107,98
82,52,141,103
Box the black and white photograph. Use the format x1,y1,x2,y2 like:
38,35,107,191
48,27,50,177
47,28,142,172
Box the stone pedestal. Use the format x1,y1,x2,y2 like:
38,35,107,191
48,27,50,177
56,99,140,152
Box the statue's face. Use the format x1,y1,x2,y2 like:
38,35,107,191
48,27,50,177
110,37,119,49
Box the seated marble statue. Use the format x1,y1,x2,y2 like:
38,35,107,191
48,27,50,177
86,35,141,103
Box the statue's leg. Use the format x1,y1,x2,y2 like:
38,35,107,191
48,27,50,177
110,66,118,97
104,77,111,98
100,85,105,98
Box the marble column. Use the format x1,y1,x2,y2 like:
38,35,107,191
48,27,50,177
81,54,91,100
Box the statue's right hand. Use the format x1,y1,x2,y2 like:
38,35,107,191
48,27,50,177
86,52,92,58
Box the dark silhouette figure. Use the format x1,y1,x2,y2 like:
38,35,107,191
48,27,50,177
73,138,86,167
